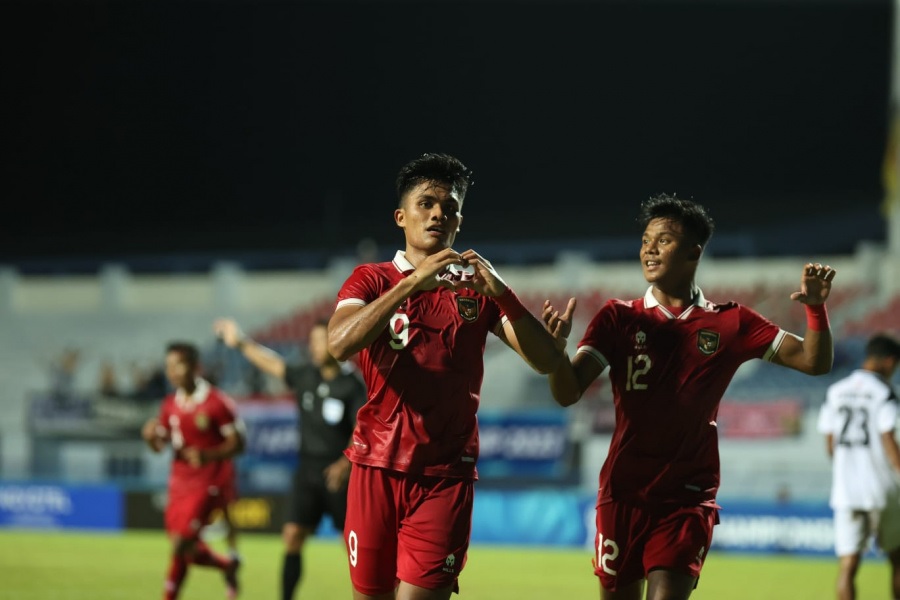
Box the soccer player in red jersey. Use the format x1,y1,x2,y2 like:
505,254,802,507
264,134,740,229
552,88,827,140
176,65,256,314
141,341,246,600
327,153,565,600
542,194,837,600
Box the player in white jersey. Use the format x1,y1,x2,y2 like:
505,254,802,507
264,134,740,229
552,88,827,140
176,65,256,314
818,333,900,600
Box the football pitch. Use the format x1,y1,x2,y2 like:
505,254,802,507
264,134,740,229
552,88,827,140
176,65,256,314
0,529,891,599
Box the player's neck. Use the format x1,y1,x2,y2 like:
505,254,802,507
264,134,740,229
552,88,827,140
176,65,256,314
402,247,426,269
402,246,445,270
650,283,695,308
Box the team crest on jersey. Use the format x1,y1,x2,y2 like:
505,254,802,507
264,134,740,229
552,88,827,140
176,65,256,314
697,330,720,355
457,297,479,322
194,412,209,431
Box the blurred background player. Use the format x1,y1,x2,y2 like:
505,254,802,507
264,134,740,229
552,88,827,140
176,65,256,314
214,317,367,600
327,153,564,600
141,341,246,600
818,333,900,600
542,194,836,600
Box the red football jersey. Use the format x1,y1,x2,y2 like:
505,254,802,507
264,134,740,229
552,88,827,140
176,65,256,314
578,287,785,507
335,251,504,478
156,379,243,495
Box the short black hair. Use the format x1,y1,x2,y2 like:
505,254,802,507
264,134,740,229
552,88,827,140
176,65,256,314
396,153,472,207
865,334,900,360
166,341,200,368
638,193,715,248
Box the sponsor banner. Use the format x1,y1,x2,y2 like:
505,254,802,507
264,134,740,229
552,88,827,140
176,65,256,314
235,401,571,481
713,500,838,556
123,490,344,536
472,491,844,557
125,490,288,533
477,410,570,479
472,489,596,547
717,399,803,438
0,483,122,530
236,397,299,470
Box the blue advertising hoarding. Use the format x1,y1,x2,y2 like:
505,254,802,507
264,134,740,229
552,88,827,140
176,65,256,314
472,491,843,557
0,483,122,530
237,398,299,470
712,500,836,556
476,409,569,479
472,489,596,547
236,401,570,483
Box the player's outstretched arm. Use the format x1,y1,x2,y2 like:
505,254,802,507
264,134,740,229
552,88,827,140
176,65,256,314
214,318,287,379
548,353,605,407
539,298,603,406
771,262,836,375
498,309,567,374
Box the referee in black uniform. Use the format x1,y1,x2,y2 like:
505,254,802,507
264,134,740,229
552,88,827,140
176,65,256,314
214,317,367,600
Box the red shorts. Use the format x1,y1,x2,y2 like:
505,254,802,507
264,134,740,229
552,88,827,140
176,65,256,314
344,465,473,596
593,500,718,592
220,482,238,505
165,486,229,540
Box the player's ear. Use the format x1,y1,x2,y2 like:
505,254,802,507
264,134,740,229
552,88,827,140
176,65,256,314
688,244,702,262
394,207,405,229
456,214,463,233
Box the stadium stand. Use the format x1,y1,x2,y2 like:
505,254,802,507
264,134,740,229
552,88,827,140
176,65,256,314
0,251,885,501
844,293,900,337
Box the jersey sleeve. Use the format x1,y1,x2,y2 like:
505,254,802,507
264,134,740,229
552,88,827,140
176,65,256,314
817,393,837,435
575,300,618,369
875,390,899,434
215,392,245,438
737,304,785,362
336,264,388,309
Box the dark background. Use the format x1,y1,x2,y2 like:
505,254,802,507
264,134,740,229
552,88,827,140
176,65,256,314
1,0,893,271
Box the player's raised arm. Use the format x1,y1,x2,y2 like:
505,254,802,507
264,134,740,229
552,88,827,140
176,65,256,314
539,297,604,407
771,262,837,375
327,248,466,361
214,317,287,379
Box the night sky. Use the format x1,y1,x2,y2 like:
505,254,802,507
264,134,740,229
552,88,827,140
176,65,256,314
1,0,892,270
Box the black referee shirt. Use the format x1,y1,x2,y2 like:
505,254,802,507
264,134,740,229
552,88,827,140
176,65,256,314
284,363,367,461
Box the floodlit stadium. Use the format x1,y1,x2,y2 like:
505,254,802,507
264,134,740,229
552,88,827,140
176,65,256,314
4,0,900,599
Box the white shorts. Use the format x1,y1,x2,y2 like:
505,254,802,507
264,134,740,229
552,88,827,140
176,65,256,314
833,508,880,556
834,489,900,556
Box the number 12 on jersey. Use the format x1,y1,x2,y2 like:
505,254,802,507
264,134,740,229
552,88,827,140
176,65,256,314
625,354,651,391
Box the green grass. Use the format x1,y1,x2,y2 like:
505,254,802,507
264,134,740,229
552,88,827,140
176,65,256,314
0,529,891,599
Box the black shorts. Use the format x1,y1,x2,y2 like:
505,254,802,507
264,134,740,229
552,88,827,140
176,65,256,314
286,456,349,532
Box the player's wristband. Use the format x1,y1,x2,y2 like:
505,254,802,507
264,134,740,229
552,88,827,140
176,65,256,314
495,287,529,322
805,304,829,332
